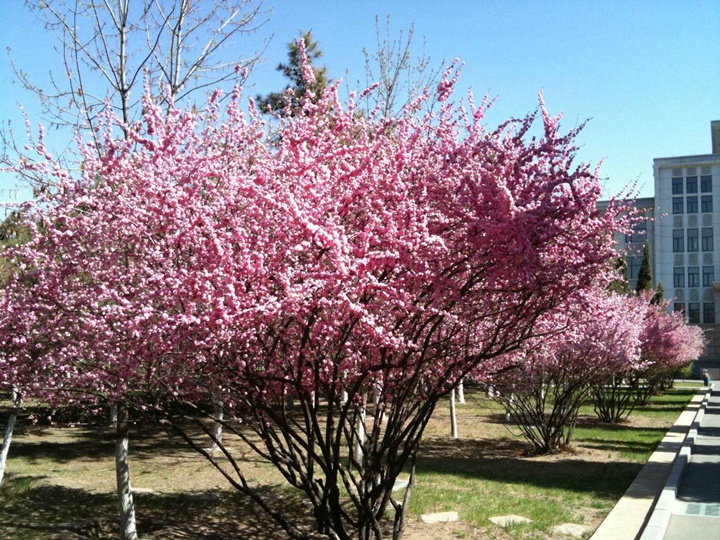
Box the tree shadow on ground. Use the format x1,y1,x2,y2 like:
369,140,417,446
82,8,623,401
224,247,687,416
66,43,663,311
416,437,642,500
0,476,318,540
5,418,272,467
574,438,661,456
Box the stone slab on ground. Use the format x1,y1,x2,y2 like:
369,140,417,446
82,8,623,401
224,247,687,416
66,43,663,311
420,511,459,524
489,515,532,527
130,487,155,494
552,523,588,537
392,478,409,492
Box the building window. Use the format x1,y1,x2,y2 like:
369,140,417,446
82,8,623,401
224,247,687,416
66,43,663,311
673,229,684,252
674,303,686,315
702,195,713,213
625,221,647,243
703,266,715,287
674,267,685,287
687,228,699,252
704,303,716,324
688,266,700,287
687,196,699,213
672,177,684,195
688,302,701,323
672,197,684,214
686,176,698,193
701,174,712,193
702,228,713,251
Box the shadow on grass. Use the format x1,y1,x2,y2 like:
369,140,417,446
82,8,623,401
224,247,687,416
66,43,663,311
631,403,692,414
416,437,642,500
6,420,269,466
7,423,186,465
0,476,309,540
7,430,115,464
575,438,660,456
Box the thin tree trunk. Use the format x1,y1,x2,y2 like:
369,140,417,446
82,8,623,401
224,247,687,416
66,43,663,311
0,387,21,486
450,388,459,439
208,402,223,451
354,396,367,465
115,403,138,540
372,383,385,424
505,393,514,422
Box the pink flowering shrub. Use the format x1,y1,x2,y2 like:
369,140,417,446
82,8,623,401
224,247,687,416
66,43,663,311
0,57,628,539
593,295,705,421
635,298,706,403
481,289,645,453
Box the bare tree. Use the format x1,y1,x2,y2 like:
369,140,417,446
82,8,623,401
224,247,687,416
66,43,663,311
360,16,444,119
5,0,269,190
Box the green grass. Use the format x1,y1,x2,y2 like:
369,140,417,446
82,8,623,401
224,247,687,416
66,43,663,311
575,386,701,461
0,385,701,539
408,385,699,539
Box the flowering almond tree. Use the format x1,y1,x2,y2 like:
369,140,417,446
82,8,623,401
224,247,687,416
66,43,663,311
634,299,705,404
643,301,707,383
594,297,705,421
484,289,646,454
2,51,628,539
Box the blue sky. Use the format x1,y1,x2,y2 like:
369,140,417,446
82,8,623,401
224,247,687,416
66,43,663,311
1,0,719,204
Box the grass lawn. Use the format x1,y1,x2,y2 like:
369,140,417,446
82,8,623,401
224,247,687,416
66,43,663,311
0,384,701,539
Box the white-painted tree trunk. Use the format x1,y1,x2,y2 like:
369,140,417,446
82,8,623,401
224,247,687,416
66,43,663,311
372,383,386,424
450,388,459,439
505,393,514,422
0,387,21,486
354,398,367,465
457,379,465,404
209,402,223,451
115,404,138,540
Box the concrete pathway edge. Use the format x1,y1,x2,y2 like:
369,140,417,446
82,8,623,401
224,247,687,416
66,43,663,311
590,387,709,540
637,389,709,540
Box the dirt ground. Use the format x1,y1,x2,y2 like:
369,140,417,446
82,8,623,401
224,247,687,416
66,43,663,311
0,389,689,540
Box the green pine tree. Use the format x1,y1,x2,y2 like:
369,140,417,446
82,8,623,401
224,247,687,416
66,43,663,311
608,256,632,295
635,241,653,294
257,31,329,115
651,282,665,305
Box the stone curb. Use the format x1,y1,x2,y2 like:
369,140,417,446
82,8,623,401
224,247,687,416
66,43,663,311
636,386,711,540
590,387,708,540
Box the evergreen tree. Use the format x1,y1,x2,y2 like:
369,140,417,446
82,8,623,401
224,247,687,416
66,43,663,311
608,256,632,295
635,241,653,294
257,31,329,115
652,282,665,305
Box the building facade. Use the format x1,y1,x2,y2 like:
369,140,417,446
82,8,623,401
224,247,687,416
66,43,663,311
653,121,720,322
653,121,720,374
600,122,720,375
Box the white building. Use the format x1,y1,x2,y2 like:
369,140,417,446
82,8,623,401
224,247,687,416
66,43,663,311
653,121,720,372
654,121,720,322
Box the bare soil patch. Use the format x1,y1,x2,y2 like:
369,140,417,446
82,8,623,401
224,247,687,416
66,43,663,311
0,388,695,539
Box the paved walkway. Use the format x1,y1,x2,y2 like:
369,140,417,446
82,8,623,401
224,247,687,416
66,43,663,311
663,382,720,540
592,382,720,540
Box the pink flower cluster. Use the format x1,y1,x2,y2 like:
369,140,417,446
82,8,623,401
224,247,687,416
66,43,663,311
0,63,627,415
